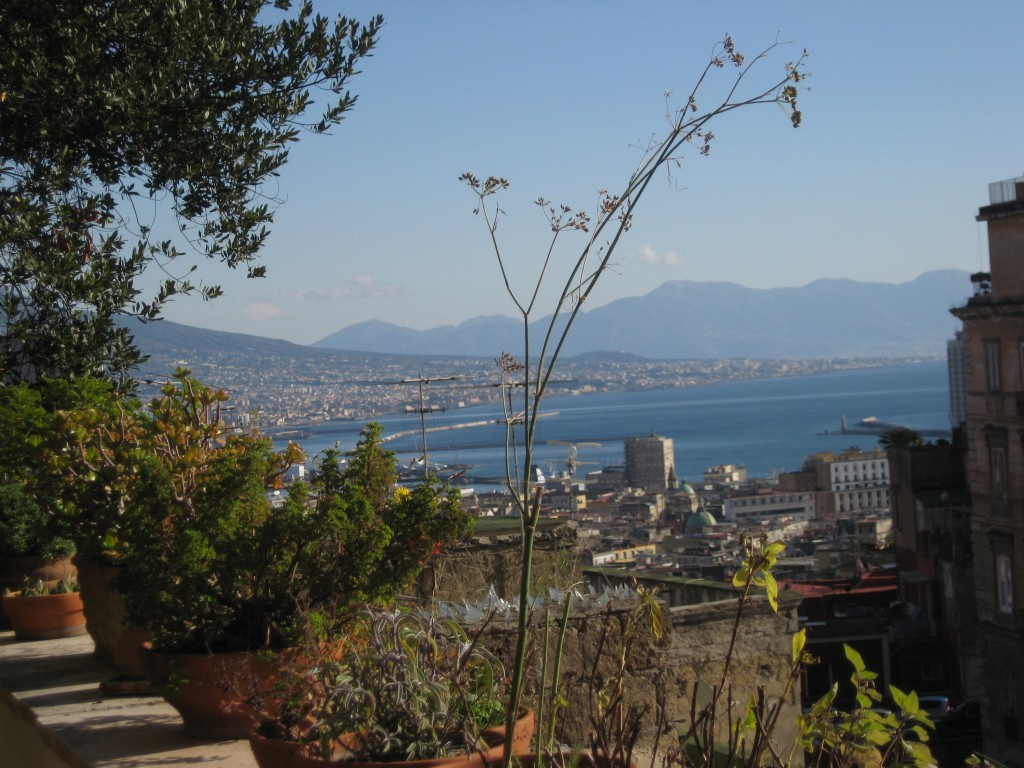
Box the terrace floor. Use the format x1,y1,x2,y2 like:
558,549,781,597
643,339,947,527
0,630,256,767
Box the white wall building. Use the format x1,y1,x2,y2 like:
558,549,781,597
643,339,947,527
830,453,890,515
724,490,815,525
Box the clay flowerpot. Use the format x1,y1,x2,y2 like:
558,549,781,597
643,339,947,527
249,729,491,768
479,709,536,758
74,555,151,675
141,644,292,740
1,590,87,641
0,555,76,628
485,752,598,768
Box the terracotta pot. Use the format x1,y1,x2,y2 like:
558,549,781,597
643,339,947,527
485,752,597,768
1,590,87,641
0,555,76,628
141,644,291,740
249,729,490,768
74,555,151,675
479,709,536,757
248,728,322,768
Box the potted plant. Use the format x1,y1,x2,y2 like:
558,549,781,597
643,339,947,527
0,382,80,627
248,604,533,767
87,372,475,738
0,481,77,627
0,375,148,666
2,572,86,640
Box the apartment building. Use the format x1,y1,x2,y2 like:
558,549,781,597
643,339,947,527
950,175,1024,763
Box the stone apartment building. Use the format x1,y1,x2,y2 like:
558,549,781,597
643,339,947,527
950,175,1024,764
623,433,676,493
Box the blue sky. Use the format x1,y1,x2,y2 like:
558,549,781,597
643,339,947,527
151,1,1024,345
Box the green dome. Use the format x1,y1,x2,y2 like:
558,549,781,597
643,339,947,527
679,482,698,497
686,509,717,530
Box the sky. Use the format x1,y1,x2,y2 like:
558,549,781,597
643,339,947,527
150,1,1024,346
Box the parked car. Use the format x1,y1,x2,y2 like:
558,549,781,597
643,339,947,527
917,695,953,722
938,699,981,736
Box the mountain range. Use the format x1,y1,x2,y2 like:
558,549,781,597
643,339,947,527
312,270,970,359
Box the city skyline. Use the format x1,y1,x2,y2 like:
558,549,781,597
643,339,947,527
147,2,1024,345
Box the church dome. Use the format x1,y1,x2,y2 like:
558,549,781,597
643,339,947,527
685,508,717,530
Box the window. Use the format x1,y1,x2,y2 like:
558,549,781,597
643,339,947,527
997,553,1014,614
991,446,1008,498
986,339,1002,393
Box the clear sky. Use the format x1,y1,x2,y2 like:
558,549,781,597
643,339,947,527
151,1,1024,346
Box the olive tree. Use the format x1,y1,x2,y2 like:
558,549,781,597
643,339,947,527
0,0,382,382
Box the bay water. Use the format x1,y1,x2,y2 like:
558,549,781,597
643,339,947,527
284,359,950,485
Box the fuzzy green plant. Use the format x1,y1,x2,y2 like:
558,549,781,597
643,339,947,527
300,605,506,762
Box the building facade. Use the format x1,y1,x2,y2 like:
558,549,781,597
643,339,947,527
829,451,891,516
724,489,815,526
624,434,675,494
950,175,1024,764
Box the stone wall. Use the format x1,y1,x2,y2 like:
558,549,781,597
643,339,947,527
415,518,579,604
416,523,803,758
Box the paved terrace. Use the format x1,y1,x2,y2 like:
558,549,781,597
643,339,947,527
0,631,255,767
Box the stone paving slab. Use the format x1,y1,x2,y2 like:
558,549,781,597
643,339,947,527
0,630,257,767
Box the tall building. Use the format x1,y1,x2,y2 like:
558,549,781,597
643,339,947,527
624,433,675,494
950,175,1024,764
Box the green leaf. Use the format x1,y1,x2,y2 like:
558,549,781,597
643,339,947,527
791,628,806,664
764,571,779,611
764,540,786,558
731,567,750,588
864,728,891,746
844,644,866,673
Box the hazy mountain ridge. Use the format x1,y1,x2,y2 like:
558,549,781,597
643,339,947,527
314,270,970,359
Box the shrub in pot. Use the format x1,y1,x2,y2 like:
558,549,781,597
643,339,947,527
6,376,150,666
249,605,530,766
0,383,80,626
0,482,76,606
98,372,474,737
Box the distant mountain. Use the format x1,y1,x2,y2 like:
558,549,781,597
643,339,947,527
314,270,970,359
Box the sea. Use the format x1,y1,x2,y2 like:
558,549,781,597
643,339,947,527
279,359,951,487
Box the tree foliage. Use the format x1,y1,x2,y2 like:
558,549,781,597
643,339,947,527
878,427,924,450
0,1,382,381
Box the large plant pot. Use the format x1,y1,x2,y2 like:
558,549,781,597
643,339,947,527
249,729,490,768
142,644,289,740
74,555,150,675
1,590,87,640
0,555,76,628
479,709,536,758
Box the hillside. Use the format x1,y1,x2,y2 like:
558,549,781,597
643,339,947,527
313,270,969,359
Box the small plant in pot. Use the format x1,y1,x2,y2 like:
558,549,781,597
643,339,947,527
2,572,86,641
249,604,530,767
0,481,77,623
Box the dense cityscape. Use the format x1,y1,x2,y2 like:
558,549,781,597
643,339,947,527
133,341,938,428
